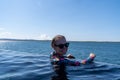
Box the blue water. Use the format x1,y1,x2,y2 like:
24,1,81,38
0,40,120,80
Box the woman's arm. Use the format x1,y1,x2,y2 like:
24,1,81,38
51,53,96,66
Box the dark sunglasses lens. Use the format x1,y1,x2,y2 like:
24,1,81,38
55,43,69,49
65,43,69,47
59,43,69,49
59,44,64,49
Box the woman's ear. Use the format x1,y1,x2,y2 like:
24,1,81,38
52,44,56,50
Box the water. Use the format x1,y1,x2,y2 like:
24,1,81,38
0,40,120,80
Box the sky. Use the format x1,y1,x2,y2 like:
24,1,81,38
0,0,120,41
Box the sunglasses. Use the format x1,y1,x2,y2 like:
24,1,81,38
54,43,69,49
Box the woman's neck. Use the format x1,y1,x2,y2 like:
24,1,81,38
54,52,64,57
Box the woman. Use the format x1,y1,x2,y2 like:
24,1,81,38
50,35,96,66
50,35,96,80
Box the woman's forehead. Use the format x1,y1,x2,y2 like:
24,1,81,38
55,38,67,44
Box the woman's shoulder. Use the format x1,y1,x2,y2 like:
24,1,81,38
50,51,58,59
50,51,56,57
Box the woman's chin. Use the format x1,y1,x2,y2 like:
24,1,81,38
61,52,67,55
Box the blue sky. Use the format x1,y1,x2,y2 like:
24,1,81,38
0,0,120,41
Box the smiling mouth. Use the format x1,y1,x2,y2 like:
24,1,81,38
60,50,67,53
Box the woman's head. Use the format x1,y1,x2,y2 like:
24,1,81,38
51,35,69,55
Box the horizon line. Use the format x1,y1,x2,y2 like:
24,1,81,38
0,38,120,42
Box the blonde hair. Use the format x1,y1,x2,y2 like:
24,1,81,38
51,35,66,48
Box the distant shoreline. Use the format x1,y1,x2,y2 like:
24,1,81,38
0,39,49,42
0,38,120,42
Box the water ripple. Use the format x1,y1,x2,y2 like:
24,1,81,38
0,49,53,80
0,49,120,80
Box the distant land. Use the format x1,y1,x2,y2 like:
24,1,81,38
0,38,120,42
0,38,50,41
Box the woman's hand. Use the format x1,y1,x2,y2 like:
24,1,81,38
89,53,96,58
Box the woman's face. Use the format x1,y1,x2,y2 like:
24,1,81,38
53,38,69,55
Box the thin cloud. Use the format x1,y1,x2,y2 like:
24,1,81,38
0,28,13,38
0,28,51,40
35,34,51,40
0,32,12,38
0,28,4,31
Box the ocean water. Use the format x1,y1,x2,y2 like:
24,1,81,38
0,40,120,80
